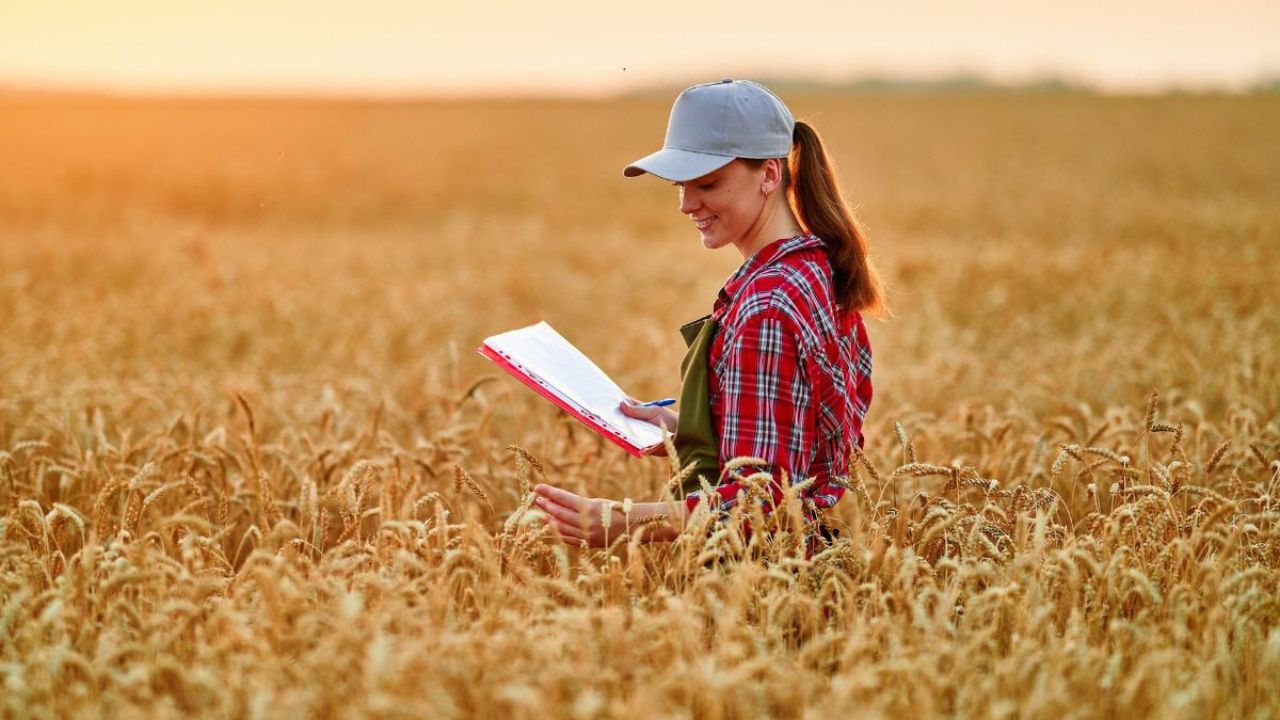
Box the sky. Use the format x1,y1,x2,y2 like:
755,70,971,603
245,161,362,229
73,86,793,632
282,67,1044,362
1,0,1278,96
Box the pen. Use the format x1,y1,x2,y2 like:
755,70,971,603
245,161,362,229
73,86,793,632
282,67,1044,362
637,398,676,407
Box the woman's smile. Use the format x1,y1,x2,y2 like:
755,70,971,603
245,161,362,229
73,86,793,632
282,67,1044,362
676,162,774,254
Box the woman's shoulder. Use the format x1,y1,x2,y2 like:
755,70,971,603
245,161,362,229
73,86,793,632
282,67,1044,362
735,251,835,320
723,274,838,360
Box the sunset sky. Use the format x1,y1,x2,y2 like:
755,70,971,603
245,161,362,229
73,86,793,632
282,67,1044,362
2,0,1277,95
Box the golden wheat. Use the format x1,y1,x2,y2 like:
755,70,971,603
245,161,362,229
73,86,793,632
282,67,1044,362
0,89,1277,718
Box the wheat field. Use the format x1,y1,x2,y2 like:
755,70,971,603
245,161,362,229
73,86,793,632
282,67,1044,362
1,90,1279,718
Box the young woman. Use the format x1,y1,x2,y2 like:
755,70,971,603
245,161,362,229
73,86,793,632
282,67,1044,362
532,79,885,559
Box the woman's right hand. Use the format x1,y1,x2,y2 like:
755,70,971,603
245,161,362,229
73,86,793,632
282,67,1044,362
620,398,678,433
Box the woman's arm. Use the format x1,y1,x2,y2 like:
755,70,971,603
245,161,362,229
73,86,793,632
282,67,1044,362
532,483,691,547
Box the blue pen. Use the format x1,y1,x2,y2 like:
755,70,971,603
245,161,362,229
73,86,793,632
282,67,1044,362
637,398,676,408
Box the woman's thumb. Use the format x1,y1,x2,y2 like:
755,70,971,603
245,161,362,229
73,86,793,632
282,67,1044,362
620,400,677,432
620,399,659,418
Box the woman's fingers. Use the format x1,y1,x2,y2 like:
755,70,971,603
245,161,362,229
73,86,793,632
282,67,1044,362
532,485,625,548
547,520,587,542
619,400,677,431
533,483,585,511
536,496,586,527
532,485,596,545
618,401,647,417
619,400,663,420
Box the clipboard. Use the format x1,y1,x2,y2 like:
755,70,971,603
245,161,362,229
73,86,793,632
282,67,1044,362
477,322,666,457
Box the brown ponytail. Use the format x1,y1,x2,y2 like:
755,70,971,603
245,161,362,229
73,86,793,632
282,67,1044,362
785,121,888,318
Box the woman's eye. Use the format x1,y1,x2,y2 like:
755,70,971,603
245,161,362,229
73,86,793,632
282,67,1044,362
698,183,714,191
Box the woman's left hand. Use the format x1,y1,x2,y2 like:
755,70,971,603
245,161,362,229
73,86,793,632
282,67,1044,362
532,483,625,548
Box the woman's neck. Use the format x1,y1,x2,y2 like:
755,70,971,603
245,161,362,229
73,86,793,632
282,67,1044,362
734,198,805,261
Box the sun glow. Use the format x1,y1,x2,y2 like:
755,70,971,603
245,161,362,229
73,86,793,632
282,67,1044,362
1,0,1278,95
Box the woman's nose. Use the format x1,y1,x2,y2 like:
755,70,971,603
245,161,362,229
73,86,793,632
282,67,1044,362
678,186,698,215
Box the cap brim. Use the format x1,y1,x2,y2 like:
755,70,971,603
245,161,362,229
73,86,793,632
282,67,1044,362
622,147,734,182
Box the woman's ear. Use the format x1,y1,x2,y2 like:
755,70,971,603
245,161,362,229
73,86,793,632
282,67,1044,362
761,158,784,195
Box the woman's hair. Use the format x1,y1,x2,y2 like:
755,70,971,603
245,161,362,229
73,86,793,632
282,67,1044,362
745,121,888,317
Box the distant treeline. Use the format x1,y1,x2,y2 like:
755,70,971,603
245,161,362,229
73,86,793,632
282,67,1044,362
626,73,1280,97
2,74,1278,101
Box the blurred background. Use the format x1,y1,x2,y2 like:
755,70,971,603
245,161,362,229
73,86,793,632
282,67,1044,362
3,8,1280,715
1,0,1277,468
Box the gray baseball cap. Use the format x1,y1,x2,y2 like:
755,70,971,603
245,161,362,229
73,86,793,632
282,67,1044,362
623,79,795,182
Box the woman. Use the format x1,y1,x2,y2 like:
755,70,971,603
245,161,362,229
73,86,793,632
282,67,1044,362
532,79,885,559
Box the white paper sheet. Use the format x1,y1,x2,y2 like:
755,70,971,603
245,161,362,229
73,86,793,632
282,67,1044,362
482,322,666,451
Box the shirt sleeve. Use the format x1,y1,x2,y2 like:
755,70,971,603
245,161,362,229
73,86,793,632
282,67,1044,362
685,296,813,518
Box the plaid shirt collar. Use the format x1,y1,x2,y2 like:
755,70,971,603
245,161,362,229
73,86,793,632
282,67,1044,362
713,234,825,318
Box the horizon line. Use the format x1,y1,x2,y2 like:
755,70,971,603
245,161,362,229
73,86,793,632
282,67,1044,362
2,71,1278,103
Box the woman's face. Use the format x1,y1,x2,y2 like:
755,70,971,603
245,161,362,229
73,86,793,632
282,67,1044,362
675,159,768,253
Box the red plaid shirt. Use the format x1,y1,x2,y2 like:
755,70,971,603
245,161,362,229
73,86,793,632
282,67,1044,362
684,234,873,557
